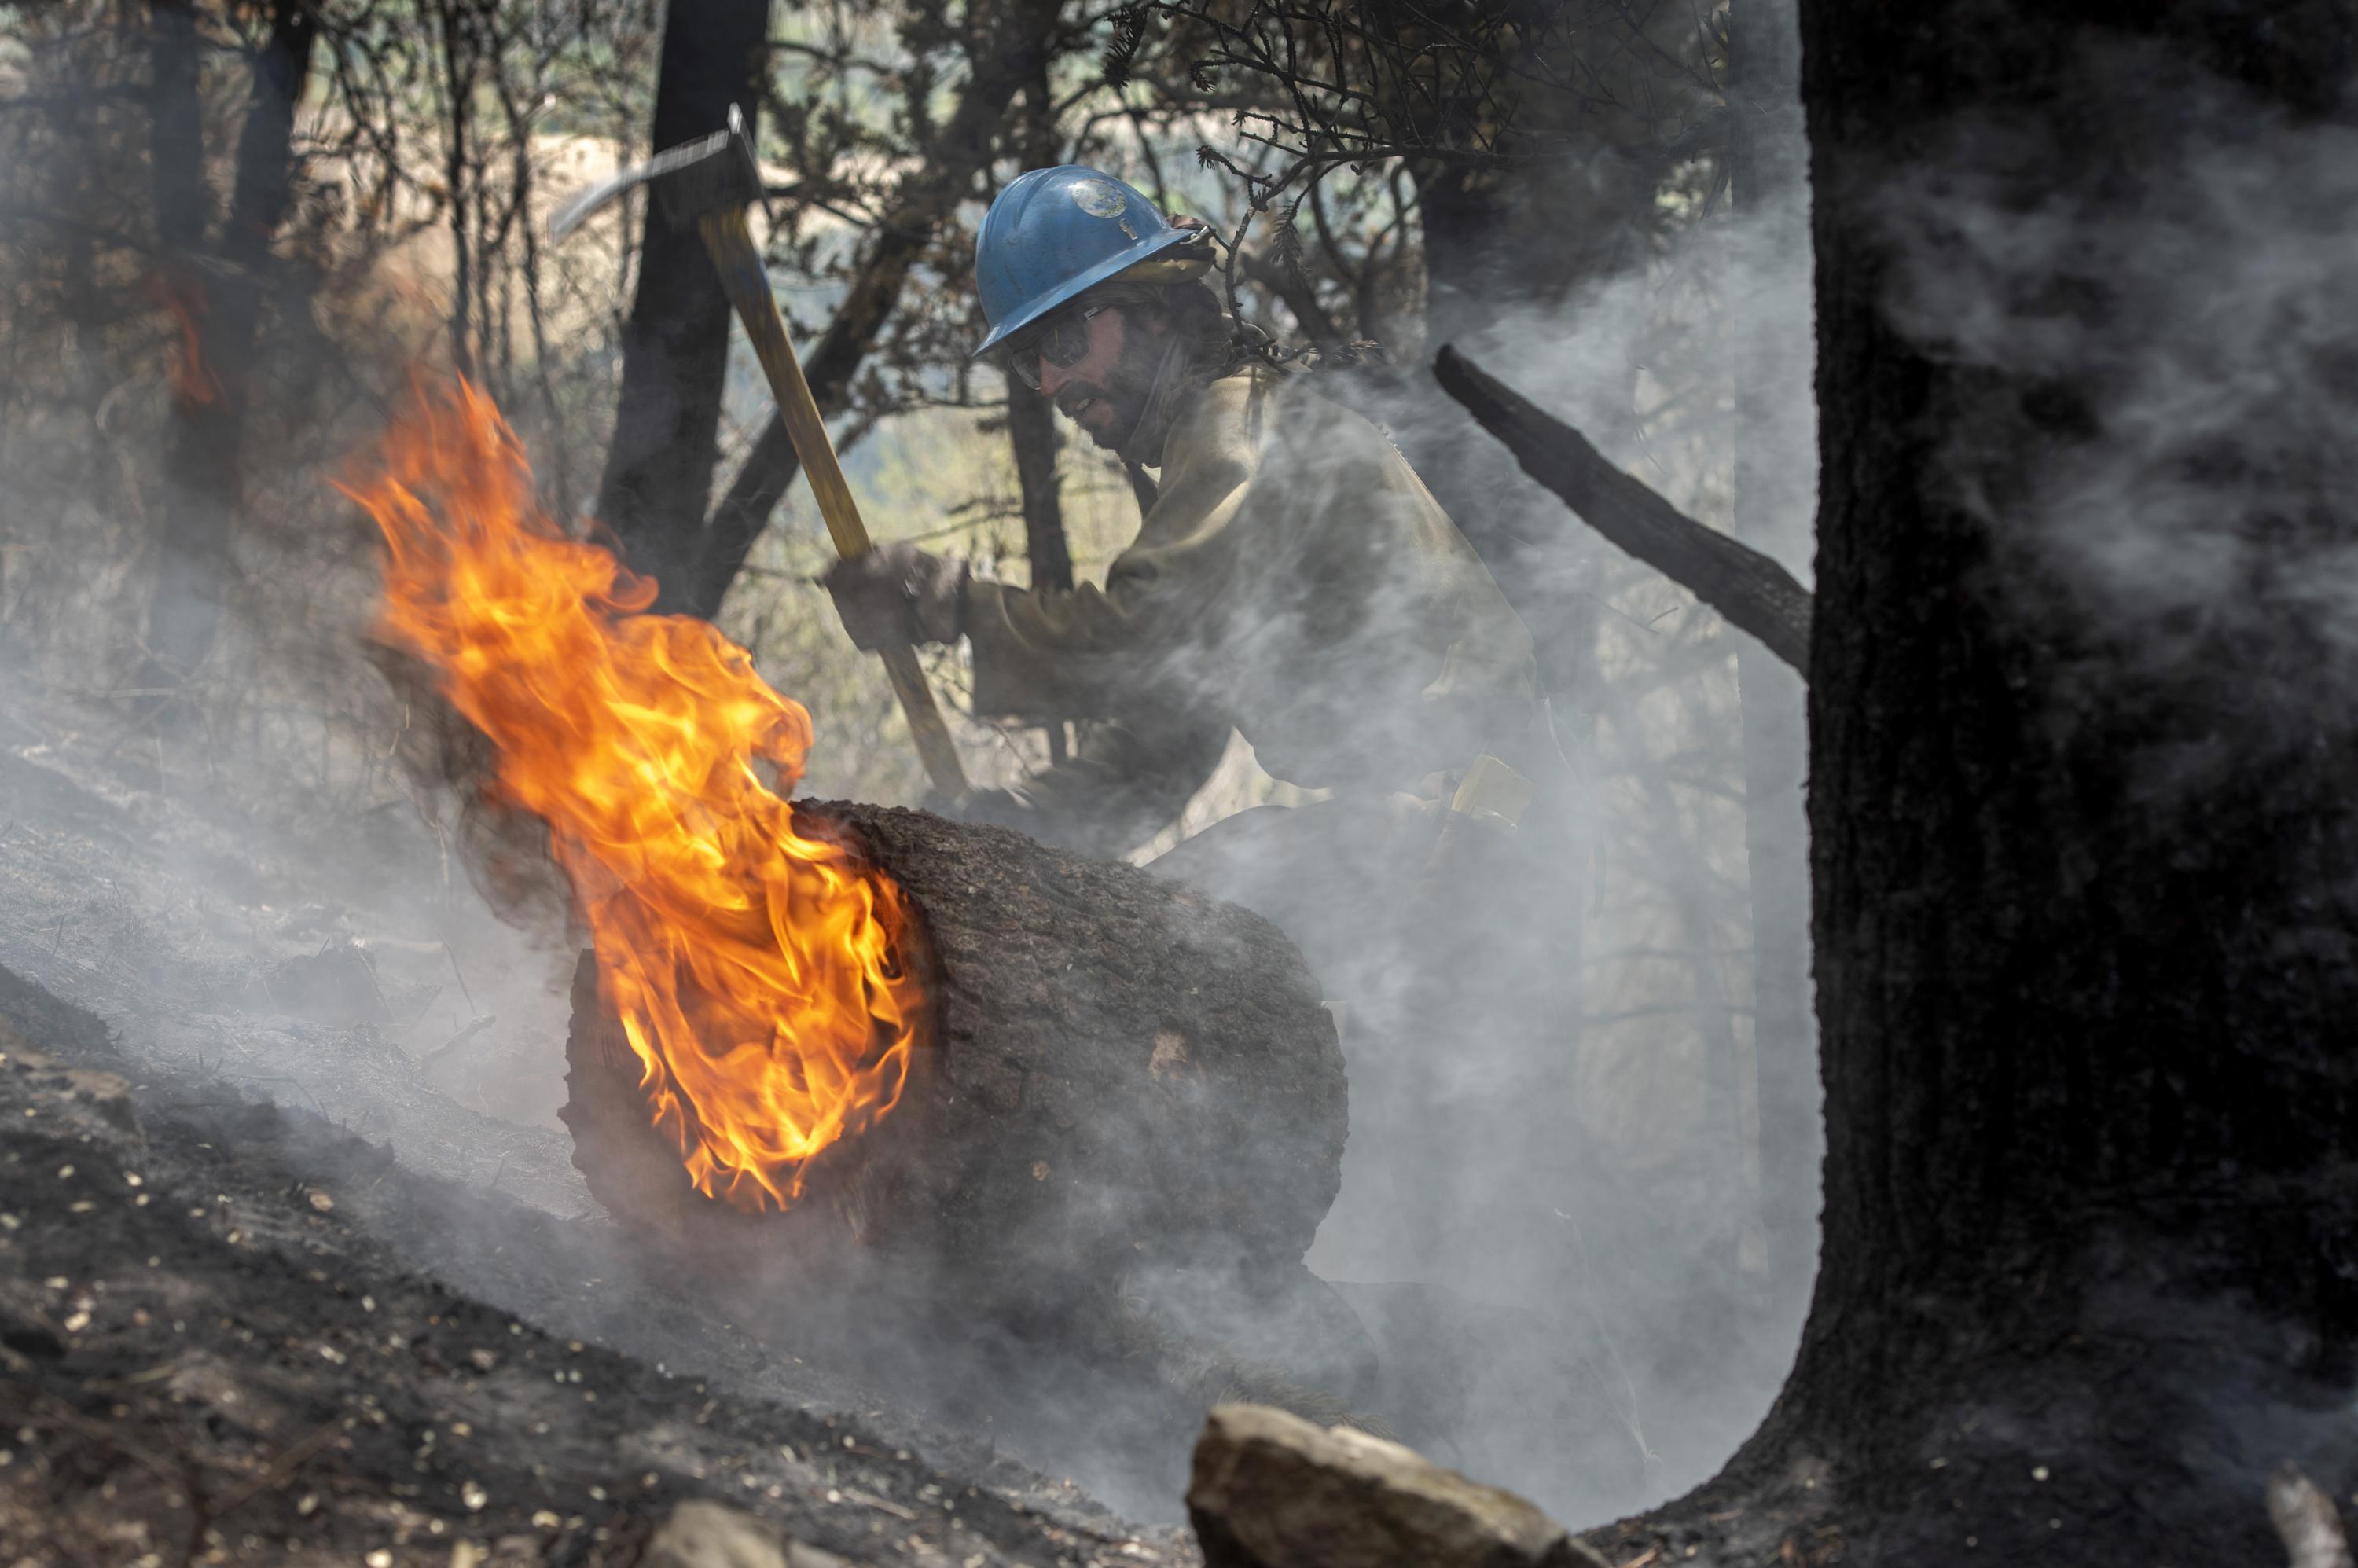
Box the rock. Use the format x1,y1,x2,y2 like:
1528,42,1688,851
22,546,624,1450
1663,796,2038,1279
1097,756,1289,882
640,1499,854,1568
1188,1403,1610,1568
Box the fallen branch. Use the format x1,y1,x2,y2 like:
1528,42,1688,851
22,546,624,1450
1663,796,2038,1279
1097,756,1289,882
1434,345,1814,678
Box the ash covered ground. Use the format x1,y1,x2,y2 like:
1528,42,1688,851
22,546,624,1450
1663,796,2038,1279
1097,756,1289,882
0,672,1638,1565
0,677,1205,1564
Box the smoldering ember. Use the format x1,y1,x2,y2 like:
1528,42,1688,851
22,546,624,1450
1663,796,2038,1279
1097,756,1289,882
2,2,2354,1566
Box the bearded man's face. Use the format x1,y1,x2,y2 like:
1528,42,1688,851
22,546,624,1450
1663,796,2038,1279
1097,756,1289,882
1031,306,1168,452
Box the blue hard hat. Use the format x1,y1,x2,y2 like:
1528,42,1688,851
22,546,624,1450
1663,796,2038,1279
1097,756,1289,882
972,166,1196,358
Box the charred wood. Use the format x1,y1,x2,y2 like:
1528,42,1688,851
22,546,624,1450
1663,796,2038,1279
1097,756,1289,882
560,802,1348,1326
1434,345,1815,677
0,960,1197,1566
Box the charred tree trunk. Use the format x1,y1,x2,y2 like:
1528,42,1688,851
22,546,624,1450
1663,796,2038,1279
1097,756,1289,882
432,0,479,375
1007,381,1072,762
143,0,317,700
590,0,769,606
1007,56,1074,765
560,803,1347,1328
1007,385,1071,600
1008,63,1074,606
1724,0,1819,1334
1595,5,2358,1563
1361,0,1679,700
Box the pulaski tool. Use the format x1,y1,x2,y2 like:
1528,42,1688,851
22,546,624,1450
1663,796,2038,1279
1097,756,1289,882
552,106,968,797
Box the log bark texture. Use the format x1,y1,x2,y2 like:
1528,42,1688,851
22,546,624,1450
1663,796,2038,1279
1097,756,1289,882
561,802,1347,1315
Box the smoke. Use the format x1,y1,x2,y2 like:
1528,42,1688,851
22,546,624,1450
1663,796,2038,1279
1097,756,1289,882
0,0,1826,1539
1873,45,2358,784
982,2,1828,1523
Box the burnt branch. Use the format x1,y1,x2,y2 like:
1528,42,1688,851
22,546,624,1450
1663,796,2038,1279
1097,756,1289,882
1434,345,1813,677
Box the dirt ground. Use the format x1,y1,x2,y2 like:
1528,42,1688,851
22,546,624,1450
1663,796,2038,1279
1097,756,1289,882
0,944,1193,1567
0,663,1671,1564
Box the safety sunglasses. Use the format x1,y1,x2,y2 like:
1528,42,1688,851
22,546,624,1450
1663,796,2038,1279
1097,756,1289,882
1005,303,1108,390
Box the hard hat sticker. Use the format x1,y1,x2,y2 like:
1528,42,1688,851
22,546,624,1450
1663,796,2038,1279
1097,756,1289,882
1071,179,1128,219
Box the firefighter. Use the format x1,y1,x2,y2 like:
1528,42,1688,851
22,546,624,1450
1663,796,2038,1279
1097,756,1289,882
822,166,1566,989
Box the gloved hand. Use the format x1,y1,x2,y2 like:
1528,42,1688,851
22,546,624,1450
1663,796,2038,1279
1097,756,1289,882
1406,755,1533,879
820,541,968,651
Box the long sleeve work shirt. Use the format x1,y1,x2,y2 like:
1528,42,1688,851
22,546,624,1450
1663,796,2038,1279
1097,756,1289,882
964,366,1539,804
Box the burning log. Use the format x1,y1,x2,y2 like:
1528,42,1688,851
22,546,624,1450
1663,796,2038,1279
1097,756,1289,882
345,379,1353,1391
561,799,1349,1317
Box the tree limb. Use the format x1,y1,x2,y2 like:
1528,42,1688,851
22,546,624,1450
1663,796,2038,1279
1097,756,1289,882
1434,344,1813,678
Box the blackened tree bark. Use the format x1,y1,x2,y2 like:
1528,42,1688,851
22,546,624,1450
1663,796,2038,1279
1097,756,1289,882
145,0,318,700
1587,4,2358,1562
1005,380,1073,761
590,0,769,606
1434,349,1814,674
432,0,482,376
1007,57,1074,609
1007,384,1071,600
1723,0,1818,1334
560,802,1349,1401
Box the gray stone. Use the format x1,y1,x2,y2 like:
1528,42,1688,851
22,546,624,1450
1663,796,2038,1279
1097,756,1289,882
1188,1403,1610,1568
641,1500,854,1568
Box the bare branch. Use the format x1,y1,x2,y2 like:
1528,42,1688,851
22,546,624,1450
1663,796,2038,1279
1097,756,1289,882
1434,345,1813,676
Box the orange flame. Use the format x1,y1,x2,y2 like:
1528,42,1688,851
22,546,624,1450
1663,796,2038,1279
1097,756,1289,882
146,271,220,409
343,378,925,1214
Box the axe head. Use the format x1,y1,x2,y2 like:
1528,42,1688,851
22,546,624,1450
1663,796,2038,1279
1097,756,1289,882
550,103,762,241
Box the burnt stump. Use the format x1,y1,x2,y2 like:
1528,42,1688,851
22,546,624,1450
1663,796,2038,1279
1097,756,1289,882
560,802,1349,1320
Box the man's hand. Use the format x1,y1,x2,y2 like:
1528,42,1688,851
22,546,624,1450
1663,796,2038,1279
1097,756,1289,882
1394,753,1534,880
820,541,968,651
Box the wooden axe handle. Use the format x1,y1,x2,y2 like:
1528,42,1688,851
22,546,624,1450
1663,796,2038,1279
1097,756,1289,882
696,207,970,799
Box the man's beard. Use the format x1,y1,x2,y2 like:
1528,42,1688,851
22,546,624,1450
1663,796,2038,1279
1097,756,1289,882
1056,329,1173,452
